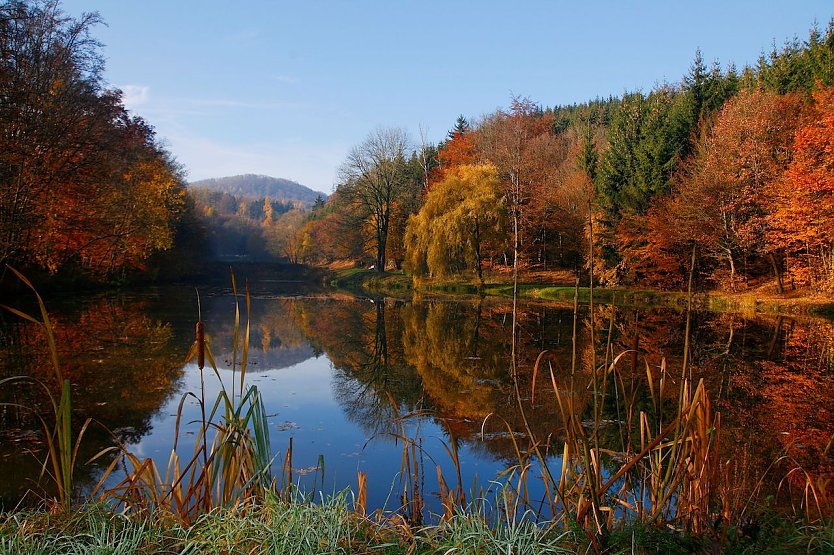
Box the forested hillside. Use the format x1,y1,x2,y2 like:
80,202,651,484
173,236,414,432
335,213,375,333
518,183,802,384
290,23,834,295
189,175,323,207
187,186,319,261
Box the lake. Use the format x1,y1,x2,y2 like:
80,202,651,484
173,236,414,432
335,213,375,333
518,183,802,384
1,278,833,519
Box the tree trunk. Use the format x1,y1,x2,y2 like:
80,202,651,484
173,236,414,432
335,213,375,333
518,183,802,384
769,252,784,294
376,209,389,272
372,299,388,368
473,218,484,287
725,248,736,292
766,317,784,359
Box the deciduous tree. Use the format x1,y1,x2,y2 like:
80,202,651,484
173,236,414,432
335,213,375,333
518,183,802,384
621,89,803,289
767,85,834,290
0,0,186,277
405,164,506,283
337,128,412,272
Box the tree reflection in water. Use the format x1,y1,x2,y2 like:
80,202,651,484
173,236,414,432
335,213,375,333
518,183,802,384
297,297,834,509
0,295,184,509
2,288,832,514
302,298,424,438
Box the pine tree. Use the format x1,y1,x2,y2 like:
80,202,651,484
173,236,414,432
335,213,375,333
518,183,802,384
685,48,707,127
448,115,470,139
578,122,598,182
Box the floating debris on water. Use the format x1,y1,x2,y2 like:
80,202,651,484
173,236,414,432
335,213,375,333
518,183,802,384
276,421,299,431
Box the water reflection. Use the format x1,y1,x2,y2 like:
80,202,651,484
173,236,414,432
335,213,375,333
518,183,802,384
296,298,424,437
1,286,832,514
0,295,185,508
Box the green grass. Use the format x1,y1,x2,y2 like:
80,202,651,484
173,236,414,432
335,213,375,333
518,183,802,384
4,495,832,554
329,268,834,319
329,267,372,290
330,270,694,311
0,505,168,555
330,269,413,297
363,271,411,293
0,492,581,554
810,302,834,320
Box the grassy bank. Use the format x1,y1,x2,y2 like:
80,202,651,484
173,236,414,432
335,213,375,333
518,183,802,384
330,268,834,318
0,492,583,555
3,493,833,554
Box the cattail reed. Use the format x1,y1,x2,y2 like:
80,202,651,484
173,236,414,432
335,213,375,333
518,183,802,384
195,321,205,370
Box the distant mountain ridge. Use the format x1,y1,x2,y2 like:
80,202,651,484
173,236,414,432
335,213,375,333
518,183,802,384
189,174,324,207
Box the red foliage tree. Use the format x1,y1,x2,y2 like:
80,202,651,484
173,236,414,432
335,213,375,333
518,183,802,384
620,89,803,289
767,85,834,290
431,131,476,186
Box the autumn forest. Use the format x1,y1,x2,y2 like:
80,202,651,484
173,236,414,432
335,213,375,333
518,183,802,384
2,1,834,299
304,30,834,295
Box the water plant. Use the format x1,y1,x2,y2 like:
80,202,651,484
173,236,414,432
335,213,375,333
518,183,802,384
1,266,114,512
105,273,277,525
2,263,833,553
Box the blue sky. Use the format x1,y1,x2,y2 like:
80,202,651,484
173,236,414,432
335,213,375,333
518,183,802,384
62,1,833,194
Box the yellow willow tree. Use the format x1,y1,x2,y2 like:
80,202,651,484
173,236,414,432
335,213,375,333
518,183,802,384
404,163,506,284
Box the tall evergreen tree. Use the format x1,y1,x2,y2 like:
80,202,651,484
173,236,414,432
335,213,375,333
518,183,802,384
685,48,707,127
578,122,598,182
449,115,470,139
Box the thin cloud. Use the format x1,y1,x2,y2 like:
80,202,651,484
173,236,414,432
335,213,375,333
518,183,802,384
272,74,300,85
224,28,260,43
169,97,304,110
118,84,150,109
125,95,305,127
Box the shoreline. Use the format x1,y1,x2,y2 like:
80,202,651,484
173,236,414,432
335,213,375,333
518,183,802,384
329,268,834,319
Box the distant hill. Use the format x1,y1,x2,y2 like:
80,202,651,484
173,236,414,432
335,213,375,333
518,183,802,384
189,174,324,207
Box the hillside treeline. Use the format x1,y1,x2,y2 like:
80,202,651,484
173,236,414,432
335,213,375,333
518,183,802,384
188,188,316,261
295,22,834,292
0,0,188,281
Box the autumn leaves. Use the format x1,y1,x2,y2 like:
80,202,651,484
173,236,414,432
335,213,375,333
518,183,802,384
309,25,834,295
0,2,185,278
619,87,834,292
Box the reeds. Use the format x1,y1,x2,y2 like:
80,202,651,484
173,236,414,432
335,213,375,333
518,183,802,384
493,261,730,553
4,264,834,552
105,273,277,525
1,266,113,512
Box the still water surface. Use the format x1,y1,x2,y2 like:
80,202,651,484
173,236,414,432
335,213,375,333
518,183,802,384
1,281,833,516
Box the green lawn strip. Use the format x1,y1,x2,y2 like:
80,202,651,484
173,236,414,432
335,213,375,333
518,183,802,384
329,269,834,319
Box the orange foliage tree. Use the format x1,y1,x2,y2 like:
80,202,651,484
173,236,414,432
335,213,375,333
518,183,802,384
767,85,834,291
476,98,560,270
0,2,185,278
619,89,803,289
430,129,476,187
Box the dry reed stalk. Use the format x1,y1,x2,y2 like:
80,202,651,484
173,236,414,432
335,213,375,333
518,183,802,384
1,266,118,512
356,471,367,516
105,272,275,526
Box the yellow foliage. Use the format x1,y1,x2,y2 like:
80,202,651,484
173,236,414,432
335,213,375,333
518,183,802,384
404,164,507,280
